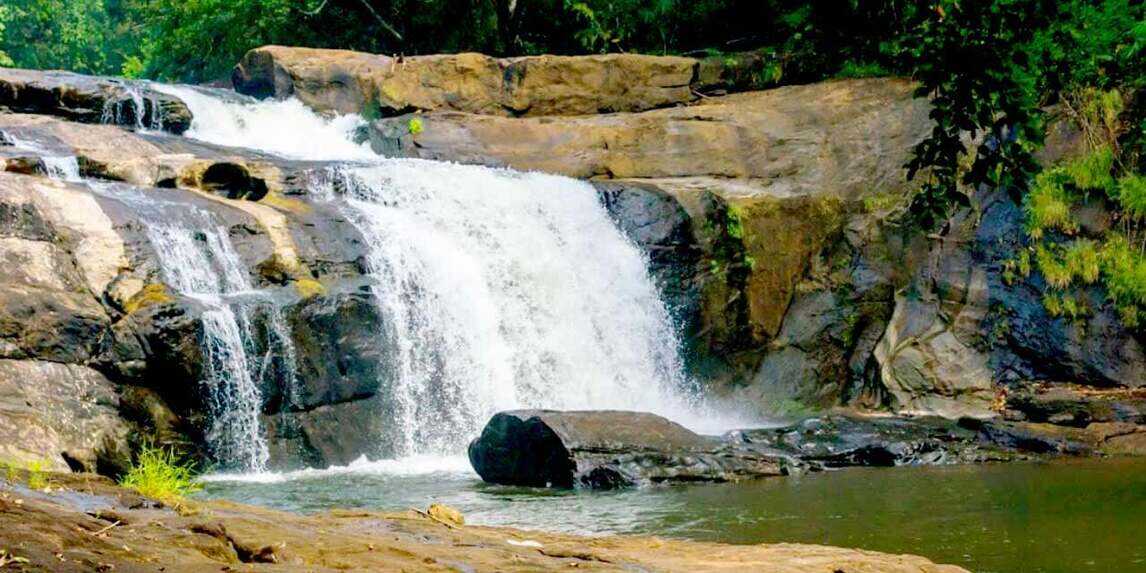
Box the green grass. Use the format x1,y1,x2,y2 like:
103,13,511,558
1115,174,1146,219
1065,146,1116,192
119,444,201,502
1025,169,1077,239
1,459,49,490
1099,236,1146,328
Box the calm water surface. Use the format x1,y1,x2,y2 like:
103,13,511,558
200,457,1146,573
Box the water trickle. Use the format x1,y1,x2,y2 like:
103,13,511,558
88,185,293,472
40,155,81,182
101,82,164,131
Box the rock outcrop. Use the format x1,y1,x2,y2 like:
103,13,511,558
469,409,1145,490
233,45,699,117
0,68,191,134
468,410,795,488
0,101,392,470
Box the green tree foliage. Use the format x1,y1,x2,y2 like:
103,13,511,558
903,0,1055,228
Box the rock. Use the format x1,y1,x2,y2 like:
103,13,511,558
967,419,1100,455
0,68,191,134
263,394,390,468
0,359,131,473
369,78,929,184
1005,385,1146,427
872,294,996,419
738,415,1017,467
234,45,697,116
468,410,794,489
427,503,464,526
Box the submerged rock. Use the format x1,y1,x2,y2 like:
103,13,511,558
468,410,795,489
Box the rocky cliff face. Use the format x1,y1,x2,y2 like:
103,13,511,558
235,46,1145,426
0,46,1142,474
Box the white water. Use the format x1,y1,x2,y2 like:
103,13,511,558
152,84,374,161
164,84,745,473
88,185,295,472
6,134,83,182
101,82,164,131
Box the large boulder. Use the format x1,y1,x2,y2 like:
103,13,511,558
0,68,191,134
467,410,796,489
233,45,697,117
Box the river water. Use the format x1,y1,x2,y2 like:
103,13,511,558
199,457,1146,573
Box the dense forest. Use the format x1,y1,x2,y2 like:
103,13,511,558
2,0,1144,324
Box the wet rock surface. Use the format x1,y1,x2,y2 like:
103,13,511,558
468,410,795,489
470,409,1146,490
0,68,191,134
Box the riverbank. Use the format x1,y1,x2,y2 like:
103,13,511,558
0,471,966,572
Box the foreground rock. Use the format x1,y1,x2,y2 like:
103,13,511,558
0,472,969,572
0,68,191,134
468,410,798,488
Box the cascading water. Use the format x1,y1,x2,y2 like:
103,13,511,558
89,185,298,472
101,82,165,131
315,165,701,455
157,82,734,466
6,134,83,182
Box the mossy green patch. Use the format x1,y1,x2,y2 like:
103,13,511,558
124,283,174,314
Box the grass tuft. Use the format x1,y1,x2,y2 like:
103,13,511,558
1025,169,1077,239
119,444,201,502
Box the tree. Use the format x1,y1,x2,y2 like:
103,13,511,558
905,0,1057,228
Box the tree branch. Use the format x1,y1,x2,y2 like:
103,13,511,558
354,0,404,42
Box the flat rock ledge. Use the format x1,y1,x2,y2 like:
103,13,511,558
469,410,1146,490
0,471,968,572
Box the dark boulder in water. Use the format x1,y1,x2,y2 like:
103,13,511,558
467,410,795,489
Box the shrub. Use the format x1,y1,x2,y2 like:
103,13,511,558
1099,237,1146,326
119,444,201,501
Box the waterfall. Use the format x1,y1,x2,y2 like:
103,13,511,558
90,185,296,472
158,84,725,462
315,164,699,454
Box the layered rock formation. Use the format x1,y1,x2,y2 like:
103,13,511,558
0,43,1143,476
233,45,1145,425
0,107,393,470
0,68,191,134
